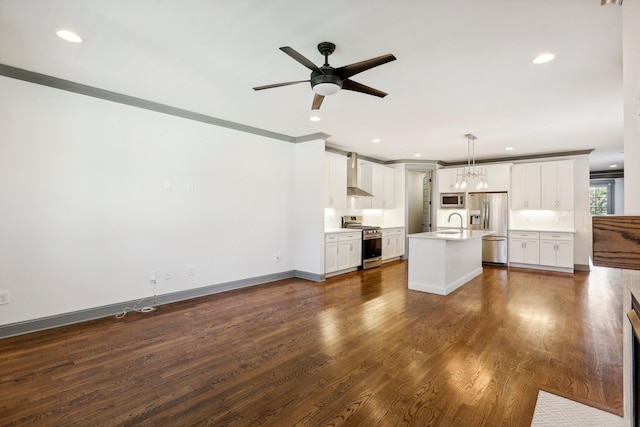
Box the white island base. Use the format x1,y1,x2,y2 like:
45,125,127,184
408,230,493,296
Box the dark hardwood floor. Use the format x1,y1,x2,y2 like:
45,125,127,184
0,261,623,426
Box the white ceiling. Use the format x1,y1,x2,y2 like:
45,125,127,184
0,0,624,171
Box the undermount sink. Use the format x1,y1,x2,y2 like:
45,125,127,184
437,230,463,234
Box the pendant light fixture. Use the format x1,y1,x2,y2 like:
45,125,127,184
454,134,488,190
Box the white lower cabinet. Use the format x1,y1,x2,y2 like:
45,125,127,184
539,232,574,268
509,230,574,272
325,234,339,273
509,232,540,265
382,227,404,261
325,231,362,276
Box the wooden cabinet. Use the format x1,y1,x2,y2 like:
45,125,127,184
509,231,540,265
325,231,362,275
539,232,574,268
511,164,541,209
541,161,574,210
325,155,347,209
361,164,395,209
382,227,404,261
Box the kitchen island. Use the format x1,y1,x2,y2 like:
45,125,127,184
408,230,495,296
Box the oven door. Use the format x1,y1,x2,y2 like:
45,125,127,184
362,236,382,269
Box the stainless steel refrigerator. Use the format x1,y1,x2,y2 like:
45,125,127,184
468,192,508,265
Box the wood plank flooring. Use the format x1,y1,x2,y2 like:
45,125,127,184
0,261,623,426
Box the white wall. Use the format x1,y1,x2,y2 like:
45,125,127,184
293,140,326,275
615,178,625,214
622,1,640,424
0,76,321,326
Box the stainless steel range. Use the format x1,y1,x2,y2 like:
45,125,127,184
342,215,382,270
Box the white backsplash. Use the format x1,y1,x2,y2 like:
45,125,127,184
436,208,467,229
324,204,388,229
510,209,574,230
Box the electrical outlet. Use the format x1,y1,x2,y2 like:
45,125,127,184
274,250,281,262
187,265,194,276
164,270,171,280
0,291,9,305
149,271,157,283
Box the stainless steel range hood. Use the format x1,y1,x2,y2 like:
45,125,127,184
346,152,373,197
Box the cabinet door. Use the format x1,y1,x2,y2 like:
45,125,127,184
539,240,557,266
325,156,347,209
523,164,541,209
325,242,338,273
555,241,574,268
337,241,351,270
511,164,541,209
509,238,525,263
540,163,558,210
523,239,540,264
382,236,392,260
393,235,404,258
437,169,458,194
349,239,362,268
555,163,574,210
485,164,511,192
382,166,395,208
541,162,574,210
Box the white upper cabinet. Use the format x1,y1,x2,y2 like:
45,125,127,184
485,164,511,192
511,163,541,209
438,164,510,193
437,169,458,194
361,164,395,209
541,161,574,210
325,155,347,209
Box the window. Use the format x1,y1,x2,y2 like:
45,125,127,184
589,179,614,215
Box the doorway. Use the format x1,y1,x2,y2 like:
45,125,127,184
407,169,433,234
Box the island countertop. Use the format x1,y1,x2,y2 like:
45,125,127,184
408,230,495,241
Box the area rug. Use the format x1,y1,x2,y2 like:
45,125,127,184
530,390,624,426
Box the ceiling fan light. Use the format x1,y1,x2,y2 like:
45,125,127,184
313,82,341,96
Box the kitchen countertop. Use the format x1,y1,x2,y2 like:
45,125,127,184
325,228,362,234
408,230,495,241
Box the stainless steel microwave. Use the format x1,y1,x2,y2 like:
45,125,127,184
440,193,465,208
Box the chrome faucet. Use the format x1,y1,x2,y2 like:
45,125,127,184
448,212,464,231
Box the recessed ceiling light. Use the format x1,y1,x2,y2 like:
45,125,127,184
505,147,515,151
532,52,555,65
309,115,321,122
56,29,83,44
609,164,618,168
414,154,421,157
372,138,381,143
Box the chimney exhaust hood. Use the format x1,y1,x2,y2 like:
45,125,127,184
346,152,373,197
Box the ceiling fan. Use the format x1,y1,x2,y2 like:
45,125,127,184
253,42,396,110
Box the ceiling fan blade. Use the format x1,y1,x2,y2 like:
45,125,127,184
280,47,323,73
338,54,397,79
311,94,324,110
342,79,388,98
253,80,310,91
